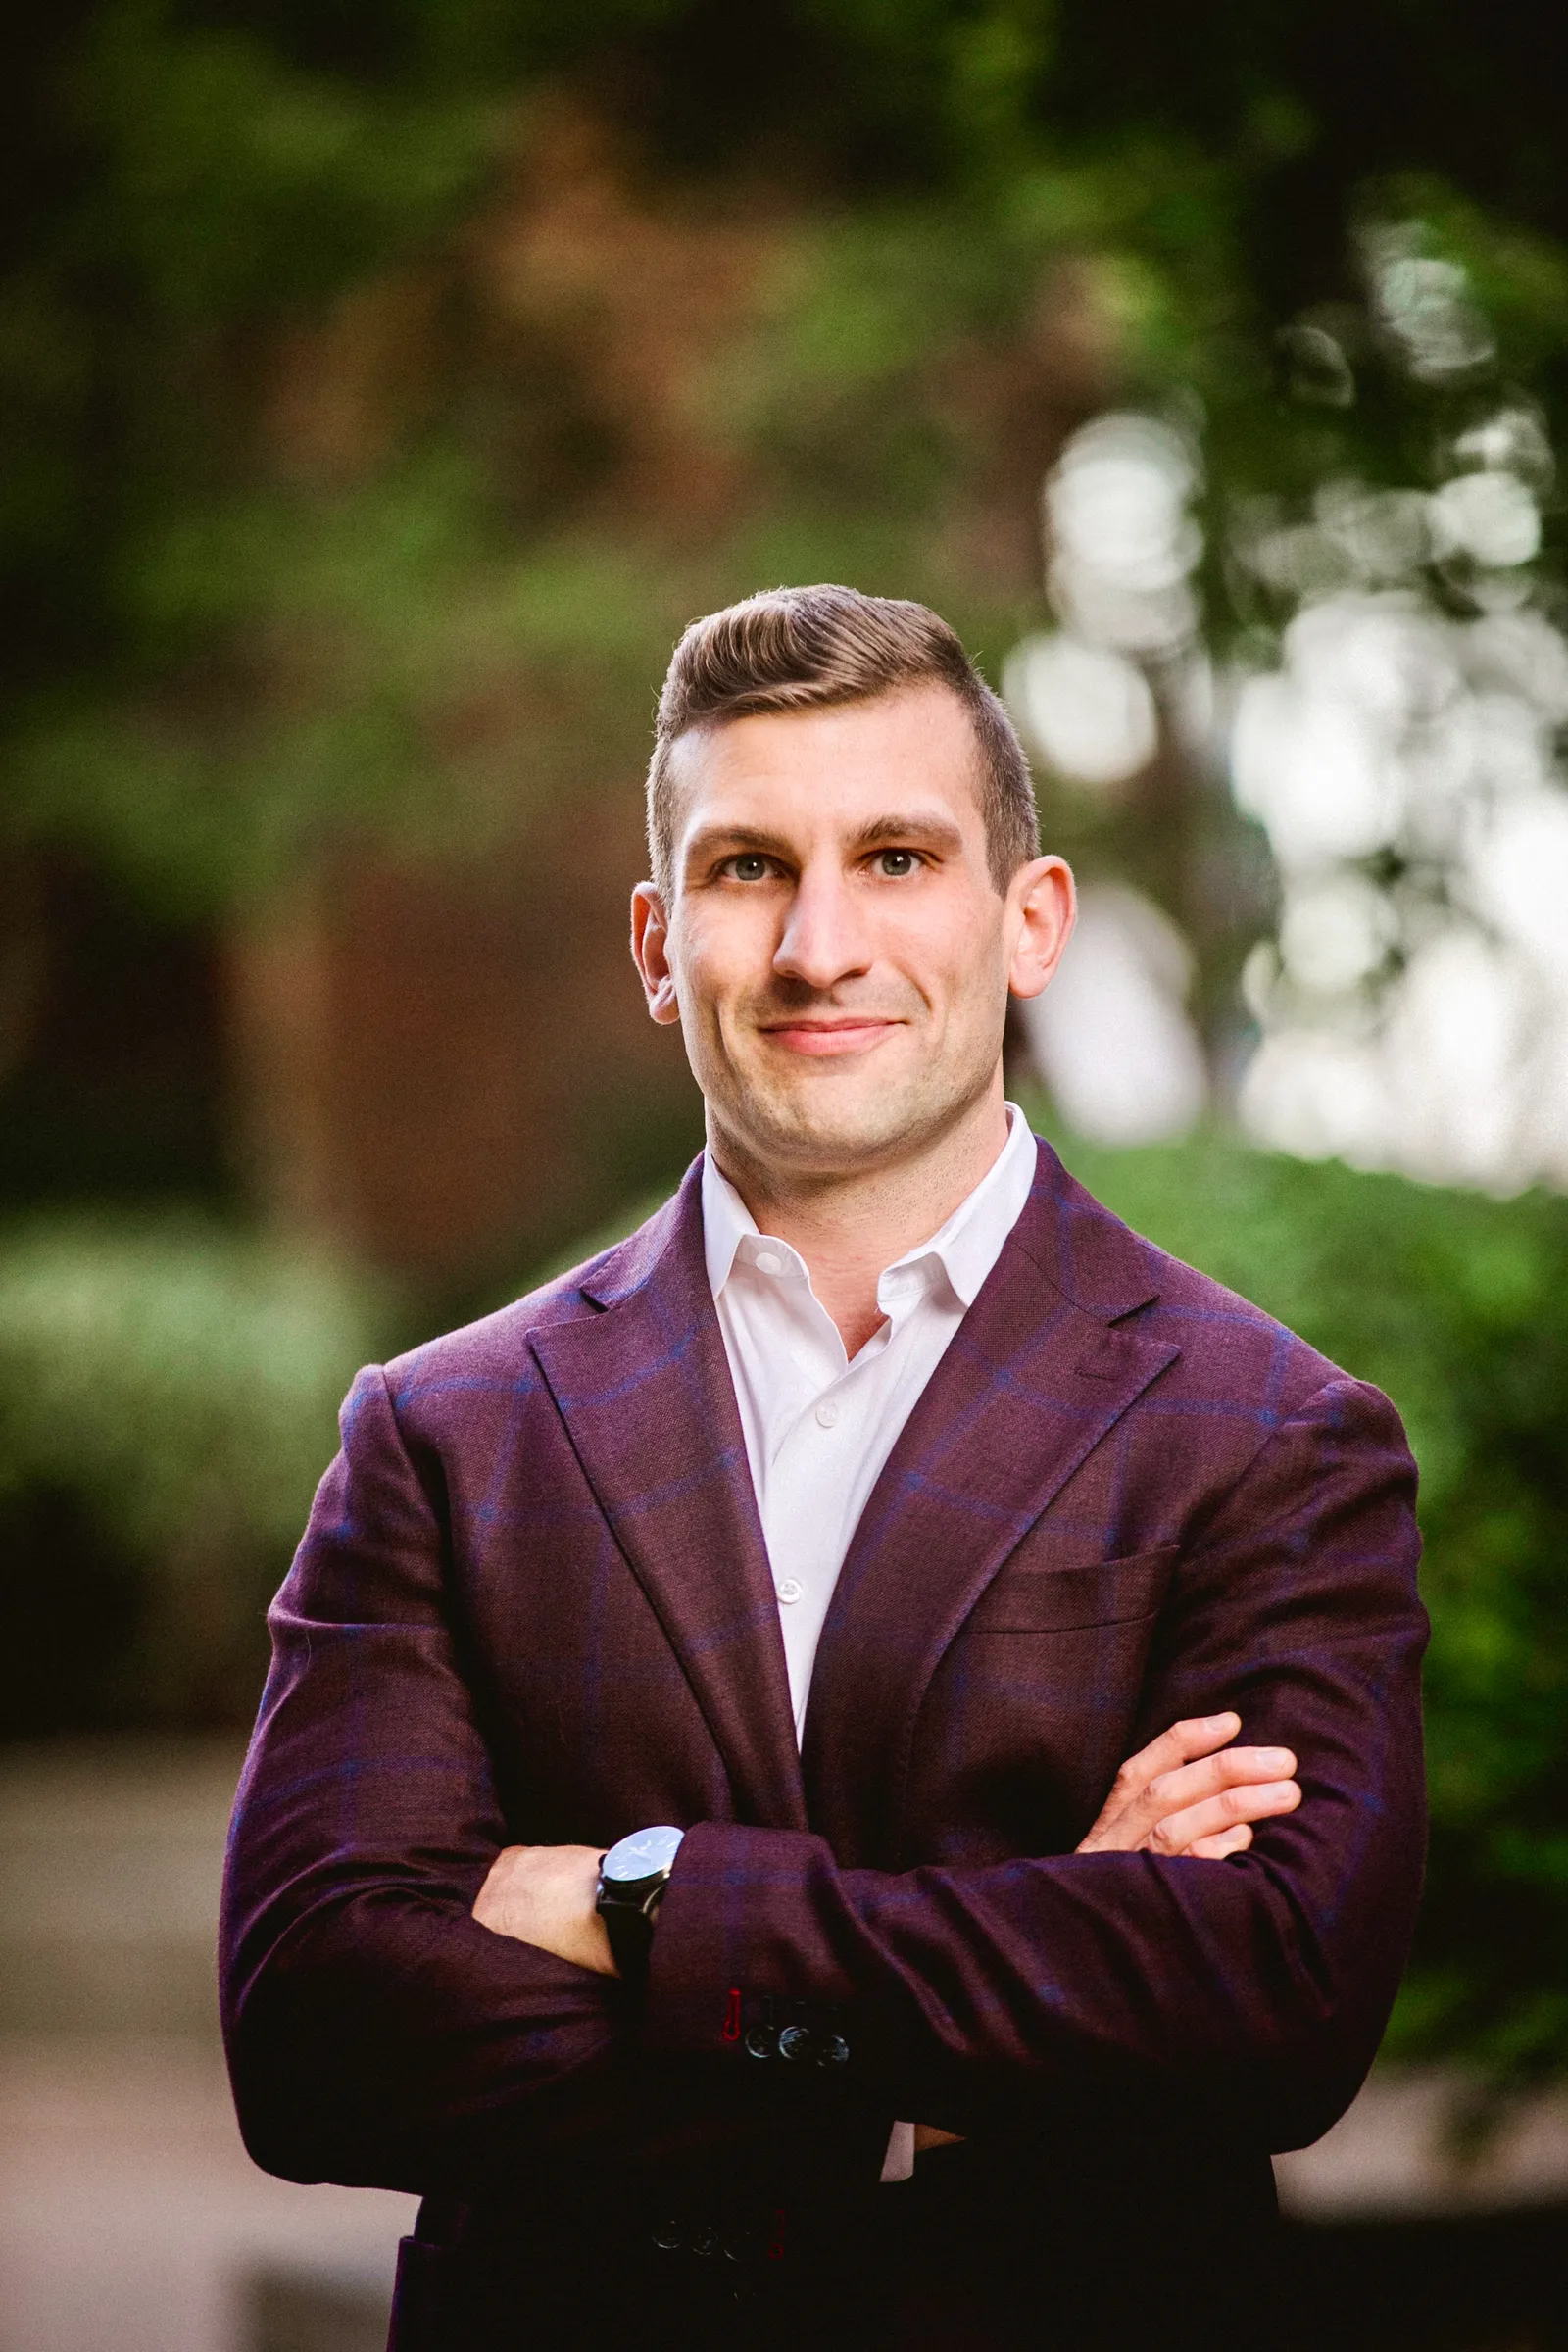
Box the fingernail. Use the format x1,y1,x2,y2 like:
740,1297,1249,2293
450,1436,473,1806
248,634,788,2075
1258,1749,1293,1771
1206,1712,1240,1729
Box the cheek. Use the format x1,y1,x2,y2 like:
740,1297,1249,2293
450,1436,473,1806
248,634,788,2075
670,930,771,1072
887,906,1005,1024
683,894,784,978
671,918,751,1021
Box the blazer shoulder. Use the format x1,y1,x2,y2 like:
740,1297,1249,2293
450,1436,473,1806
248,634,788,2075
1047,1152,1372,1428
1141,1239,1347,1405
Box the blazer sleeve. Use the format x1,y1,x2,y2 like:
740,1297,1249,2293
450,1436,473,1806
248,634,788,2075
219,1365,627,2192
641,1373,1428,2154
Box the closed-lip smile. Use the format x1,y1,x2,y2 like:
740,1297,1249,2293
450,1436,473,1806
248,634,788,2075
759,1016,904,1056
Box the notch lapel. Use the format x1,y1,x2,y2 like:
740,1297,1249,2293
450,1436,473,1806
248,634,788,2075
529,1166,807,1833
800,1143,1179,1865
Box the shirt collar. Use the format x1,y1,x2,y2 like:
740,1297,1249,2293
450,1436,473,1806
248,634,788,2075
701,1102,1037,1310
701,1149,768,1298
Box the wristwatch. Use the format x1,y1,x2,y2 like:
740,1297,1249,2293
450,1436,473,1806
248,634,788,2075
596,1825,685,1983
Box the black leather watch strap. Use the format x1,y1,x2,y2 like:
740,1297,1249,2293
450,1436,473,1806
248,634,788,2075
599,1886,660,1983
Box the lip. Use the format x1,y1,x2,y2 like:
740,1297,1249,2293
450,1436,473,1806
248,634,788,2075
759,1017,903,1058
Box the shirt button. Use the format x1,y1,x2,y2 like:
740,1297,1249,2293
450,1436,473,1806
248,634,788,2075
776,1578,804,1605
754,1250,784,1276
814,1399,839,1428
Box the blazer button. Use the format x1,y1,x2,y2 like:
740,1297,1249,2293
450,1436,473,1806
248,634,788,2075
744,2024,777,2060
816,2033,850,2068
776,2024,814,2062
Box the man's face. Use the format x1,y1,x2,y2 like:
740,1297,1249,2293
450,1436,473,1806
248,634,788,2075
631,685,1073,1180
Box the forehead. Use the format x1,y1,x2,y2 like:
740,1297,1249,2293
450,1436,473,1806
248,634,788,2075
666,684,986,846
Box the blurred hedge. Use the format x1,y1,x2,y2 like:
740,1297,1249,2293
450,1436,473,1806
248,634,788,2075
0,1215,386,1729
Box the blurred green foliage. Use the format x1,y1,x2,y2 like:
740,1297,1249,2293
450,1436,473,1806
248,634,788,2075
12,462,703,911
9,1,1568,913
0,1216,387,1725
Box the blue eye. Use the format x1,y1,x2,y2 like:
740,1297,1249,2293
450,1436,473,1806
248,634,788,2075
877,850,917,877
730,855,770,881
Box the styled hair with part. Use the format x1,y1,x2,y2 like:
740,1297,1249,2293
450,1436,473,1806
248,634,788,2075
646,584,1038,897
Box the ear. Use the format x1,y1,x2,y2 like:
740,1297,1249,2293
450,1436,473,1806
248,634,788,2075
1005,856,1076,1001
630,882,682,1025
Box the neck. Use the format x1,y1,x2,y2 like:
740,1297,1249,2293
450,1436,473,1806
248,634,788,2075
708,1077,1011,1357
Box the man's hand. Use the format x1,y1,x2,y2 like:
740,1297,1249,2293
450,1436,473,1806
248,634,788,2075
1076,1712,1300,1860
472,1842,618,1976
914,1712,1296,2162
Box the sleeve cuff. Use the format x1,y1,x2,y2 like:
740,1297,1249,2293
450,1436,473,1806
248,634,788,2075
642,1819,858,2060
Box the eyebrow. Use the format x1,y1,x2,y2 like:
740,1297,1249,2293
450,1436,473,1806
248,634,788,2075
682,809,967,873
847,810,966,856
682,823,794,871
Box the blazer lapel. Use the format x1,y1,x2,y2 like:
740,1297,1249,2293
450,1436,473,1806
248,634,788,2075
801,1140,1179,1866
529,1163,808,1833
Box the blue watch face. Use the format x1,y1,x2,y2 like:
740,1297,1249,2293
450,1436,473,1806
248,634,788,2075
603,1824,684,1884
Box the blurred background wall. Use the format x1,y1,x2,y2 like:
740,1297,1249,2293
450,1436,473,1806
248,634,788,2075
3,4,1568,2346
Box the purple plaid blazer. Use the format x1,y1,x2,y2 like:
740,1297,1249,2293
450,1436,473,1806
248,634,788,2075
220,1137,1426,2208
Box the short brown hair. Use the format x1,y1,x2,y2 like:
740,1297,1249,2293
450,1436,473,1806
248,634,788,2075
646,584,1038,897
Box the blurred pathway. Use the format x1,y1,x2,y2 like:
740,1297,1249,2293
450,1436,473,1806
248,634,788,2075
0,1742,413,2352
0,2037,414,2352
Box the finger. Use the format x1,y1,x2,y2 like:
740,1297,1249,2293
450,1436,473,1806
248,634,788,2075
1076,1714,1247,1851
1141,1744,1298,1826
1120,1711,1243,1784
1102,1713,1243,1814
1148,1779,1300,1857
1188,1824,1253,1861
1087,1745,1297,1854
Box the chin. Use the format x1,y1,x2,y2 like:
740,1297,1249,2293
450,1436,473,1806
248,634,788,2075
737,1077,956,1171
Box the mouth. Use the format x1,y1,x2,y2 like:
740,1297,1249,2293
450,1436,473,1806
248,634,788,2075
757,1016,905,1058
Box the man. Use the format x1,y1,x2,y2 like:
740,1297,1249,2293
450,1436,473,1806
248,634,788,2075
221,586,1427,2351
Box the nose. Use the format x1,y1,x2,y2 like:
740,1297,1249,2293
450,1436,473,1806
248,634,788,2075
773,860,873,992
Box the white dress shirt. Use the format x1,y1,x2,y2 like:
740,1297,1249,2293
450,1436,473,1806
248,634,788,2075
703,1101,1038,1737
701,1104,1038,2184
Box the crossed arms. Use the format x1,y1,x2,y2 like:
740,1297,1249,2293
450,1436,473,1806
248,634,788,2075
473,1709,1306,1972
220,1365,1427,2192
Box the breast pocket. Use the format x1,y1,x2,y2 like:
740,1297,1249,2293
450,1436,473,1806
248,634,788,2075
964,1543,1179,1633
